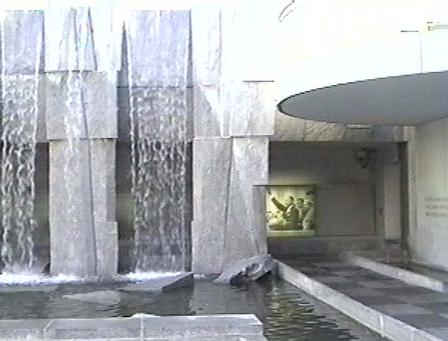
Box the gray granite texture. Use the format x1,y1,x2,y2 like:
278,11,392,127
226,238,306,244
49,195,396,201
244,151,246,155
0,314,266,341
124,10,190,88
278,258,448,341
273,111,408,142
49,140,96,277
44,6,121,71
344,254,447,293
225,81,276,137
192,138,232,274
45,71,117,140
120,272,193,292
192,137,268,274
95,221,119,279
49,140,117,278
191,6,221,86
225,137,269,264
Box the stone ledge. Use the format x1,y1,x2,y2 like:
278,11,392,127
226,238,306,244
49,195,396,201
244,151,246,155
0,314,265,340
119,272,194,293
276,259,443,341
343,254,446,293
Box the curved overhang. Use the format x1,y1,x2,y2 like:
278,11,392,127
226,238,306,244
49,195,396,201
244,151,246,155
278,71,448,126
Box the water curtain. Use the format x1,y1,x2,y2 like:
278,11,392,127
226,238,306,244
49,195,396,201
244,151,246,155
125,11,189,272
0,11,42,273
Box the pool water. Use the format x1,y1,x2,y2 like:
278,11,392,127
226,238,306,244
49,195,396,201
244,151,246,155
0,276,385,340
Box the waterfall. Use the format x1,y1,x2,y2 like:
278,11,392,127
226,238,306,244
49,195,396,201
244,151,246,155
0,11,42,273
125,11,189,272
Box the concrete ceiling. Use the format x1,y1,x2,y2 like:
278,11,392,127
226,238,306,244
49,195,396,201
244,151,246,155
278,71,448,126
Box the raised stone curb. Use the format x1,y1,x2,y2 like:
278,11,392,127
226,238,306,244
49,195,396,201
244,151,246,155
343,253,446,293
276,259,443,341
0,314,266,340
120,272,194,293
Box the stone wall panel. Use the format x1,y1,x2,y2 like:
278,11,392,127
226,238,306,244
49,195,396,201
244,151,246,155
225,137,269,265
44,7,121,72
125,11,190,87
192,138,231,274
45,72,117,140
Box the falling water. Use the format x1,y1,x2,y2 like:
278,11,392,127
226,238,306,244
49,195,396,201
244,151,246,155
126,11,189,272
59,7,97,276
0,11,42,273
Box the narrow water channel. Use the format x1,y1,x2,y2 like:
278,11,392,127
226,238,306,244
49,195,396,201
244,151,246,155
0,277,386,340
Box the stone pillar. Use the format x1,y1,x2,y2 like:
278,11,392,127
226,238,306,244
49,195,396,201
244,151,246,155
191,6,273,274
44,7,120,278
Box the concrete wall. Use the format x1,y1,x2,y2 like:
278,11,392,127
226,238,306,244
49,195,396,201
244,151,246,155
269,142,376,237
410,118,448,271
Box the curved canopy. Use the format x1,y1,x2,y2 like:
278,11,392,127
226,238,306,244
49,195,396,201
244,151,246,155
278,71,448,126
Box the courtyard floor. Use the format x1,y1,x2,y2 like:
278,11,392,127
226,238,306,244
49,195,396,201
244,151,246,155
279,257,448,340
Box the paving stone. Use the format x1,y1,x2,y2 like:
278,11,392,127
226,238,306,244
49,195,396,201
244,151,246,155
355,295,406,306
44,317,140,339
420,302,448,314
344,288,385,297
397,314,448,329
358,280,409,289
142,314,264,339
423,328,448,340
393,293,448,304
120,272,193,293
374,304,433,316
0,319,49,339
331,270,364,277
377,286,436,296
324,282,366,291
357,273,394,281
311,275,352,284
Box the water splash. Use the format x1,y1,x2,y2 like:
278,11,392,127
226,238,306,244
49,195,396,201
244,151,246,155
123,271,182,282
125,11,189,272
0,273,78,286
0,12,42,273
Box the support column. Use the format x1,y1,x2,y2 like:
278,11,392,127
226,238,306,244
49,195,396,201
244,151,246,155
44,7,120,278
191,6,273,274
